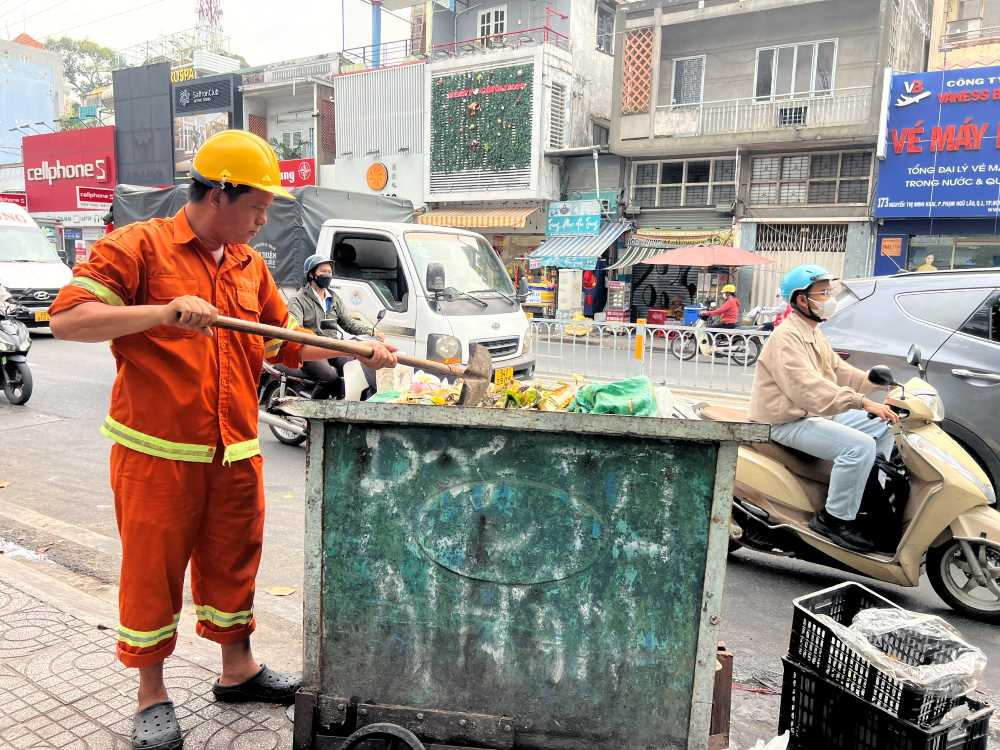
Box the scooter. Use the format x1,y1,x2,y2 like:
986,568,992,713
258,319,373,447
699,346,1000,623
0,292,33,405
670,316,765,367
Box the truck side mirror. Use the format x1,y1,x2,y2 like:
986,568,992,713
426,263,446,294
517,277,530,302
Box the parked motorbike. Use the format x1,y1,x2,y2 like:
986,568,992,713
258,319,375,447
670,317,765,367
0,294,33,405
700,346,1000,622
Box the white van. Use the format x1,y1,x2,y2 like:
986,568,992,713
314,221,535,379
0,203,72,327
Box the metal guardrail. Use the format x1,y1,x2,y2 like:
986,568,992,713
528,320,769,394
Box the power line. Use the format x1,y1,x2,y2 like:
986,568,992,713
20,0,75,24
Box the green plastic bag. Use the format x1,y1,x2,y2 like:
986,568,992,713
568,377,658,417
367,390,402,404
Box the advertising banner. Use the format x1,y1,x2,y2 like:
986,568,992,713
875,65,1000,218
0,192,28,208
21,126,116,213
279,158,316,188
546,200,602,236
77,185,114,210
174,111,230,178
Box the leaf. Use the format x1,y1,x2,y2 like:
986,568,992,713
264,586,297,597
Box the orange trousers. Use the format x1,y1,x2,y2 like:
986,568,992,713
110,444,265,668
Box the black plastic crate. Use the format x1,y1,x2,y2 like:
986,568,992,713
780,658,992,750
789,582,966,726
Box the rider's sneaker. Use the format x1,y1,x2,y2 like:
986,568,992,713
809,510,876,554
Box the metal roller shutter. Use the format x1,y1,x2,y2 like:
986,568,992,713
748,223,848,308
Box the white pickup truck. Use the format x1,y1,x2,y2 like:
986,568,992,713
313,220,535,379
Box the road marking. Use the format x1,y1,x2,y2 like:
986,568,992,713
0,499,121,559
0,407,62,433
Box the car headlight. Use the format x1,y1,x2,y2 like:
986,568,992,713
428,334,462,363
914,392,945,421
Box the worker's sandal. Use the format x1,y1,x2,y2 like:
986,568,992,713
212,664,302,706
132,701,183,750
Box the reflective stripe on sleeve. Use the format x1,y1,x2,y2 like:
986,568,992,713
264,314,301,358
117,613,181,648
195,604,254,629
70,277,125,307
100,416,216,463
222,438,261,466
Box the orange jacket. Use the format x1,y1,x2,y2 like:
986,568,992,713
49,208,304,465
709,295,741,325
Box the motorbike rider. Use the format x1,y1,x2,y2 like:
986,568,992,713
703,284,741,329
287,254,382,399
750,264,899,553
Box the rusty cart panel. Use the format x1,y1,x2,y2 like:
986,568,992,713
286,402,769,750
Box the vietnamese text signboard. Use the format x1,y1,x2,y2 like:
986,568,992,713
875,65,1000,218
546,200,602,237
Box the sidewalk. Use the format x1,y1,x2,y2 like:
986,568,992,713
0,560,292,749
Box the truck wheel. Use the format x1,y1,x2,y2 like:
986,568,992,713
2,362,32,405
263,381,307,447
343,722,426,750
927,539,1000,624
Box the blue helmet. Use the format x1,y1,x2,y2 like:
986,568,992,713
303,253,331,279
780,264,837,303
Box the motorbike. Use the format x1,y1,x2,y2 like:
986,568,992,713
670,316,765,367
257,319,374,447
698,345,1000,622
0,293,33,405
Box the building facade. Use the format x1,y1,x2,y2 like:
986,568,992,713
928,0,1000,69
611,0,929,312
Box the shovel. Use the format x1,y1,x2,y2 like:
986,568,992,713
211,315,494,406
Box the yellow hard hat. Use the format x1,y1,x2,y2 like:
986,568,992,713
191,129,295,201
722,284,737,294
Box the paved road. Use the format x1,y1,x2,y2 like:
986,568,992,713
2,336,997,741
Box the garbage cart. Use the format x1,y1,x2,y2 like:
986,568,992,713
283,401,769,750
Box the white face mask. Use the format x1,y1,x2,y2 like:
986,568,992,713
809,296,838,320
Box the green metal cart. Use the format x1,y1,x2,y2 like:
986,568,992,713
283,401,768,750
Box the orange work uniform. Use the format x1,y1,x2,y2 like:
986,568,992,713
49,208,304,668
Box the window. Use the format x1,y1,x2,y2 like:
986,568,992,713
632,157,737,209
896,290,993,331
907,237,1000,271
755,40,837,100
960,292,1000,342
597,4,615,55
672,56,705,106
334,234,410,311
478,6,506,40
748,151,871,206
592,122,609,146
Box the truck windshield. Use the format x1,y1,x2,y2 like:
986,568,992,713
0,227,62,262
405,232,515,296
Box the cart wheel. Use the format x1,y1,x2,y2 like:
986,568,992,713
342,722,426,750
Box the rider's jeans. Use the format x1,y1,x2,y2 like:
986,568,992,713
769,410,894,522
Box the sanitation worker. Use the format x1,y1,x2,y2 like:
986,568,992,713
49,130,397,750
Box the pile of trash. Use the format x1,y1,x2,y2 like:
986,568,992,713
370,370,671,417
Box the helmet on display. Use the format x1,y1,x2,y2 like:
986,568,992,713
721,284,737,294
303,254,332,279
191,130,295,201
780,264,837,303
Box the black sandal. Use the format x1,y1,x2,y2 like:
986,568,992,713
132,701,183,750
212,664,301,706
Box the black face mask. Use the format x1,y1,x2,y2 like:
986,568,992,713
313,274,333,290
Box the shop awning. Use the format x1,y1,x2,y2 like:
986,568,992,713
605,242,676,270
528,222,632,270
415,207,538,229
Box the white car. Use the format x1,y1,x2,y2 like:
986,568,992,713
0,203,72,327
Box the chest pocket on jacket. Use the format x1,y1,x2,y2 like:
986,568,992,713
234,286,261,321
145,275,202,339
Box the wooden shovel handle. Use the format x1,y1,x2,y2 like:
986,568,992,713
212,315,464,379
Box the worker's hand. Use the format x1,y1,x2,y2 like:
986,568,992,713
358,341,398,370
372,330,386,342
163,295,218,336
863,398,900,424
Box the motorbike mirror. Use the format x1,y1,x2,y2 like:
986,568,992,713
426,263,446,294
376,309,386,322
868,365,897,387
906,344,923,368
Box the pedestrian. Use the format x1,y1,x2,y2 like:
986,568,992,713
48,130,398,750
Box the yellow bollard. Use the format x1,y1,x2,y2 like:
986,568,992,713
634,317,647,361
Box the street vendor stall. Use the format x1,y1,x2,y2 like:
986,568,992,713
286,400,768,750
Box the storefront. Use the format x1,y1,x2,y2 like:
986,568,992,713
21,126,116,265
873,65,1000,274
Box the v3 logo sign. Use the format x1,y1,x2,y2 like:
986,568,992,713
896,79,932,108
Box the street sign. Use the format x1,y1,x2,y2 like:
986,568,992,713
546,200,602,237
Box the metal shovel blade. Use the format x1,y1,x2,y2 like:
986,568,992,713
457,343,493,406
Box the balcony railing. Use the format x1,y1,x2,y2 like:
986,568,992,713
431,25,570,58
340,39,423,70
942,22,1000,47
652,86,873,138
242,56,341,87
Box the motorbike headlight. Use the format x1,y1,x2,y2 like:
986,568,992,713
913,392,945,421
906,431,995,504
0,341,14,353
428,334,462,363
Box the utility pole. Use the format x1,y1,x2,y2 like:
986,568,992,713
371,0,383,67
